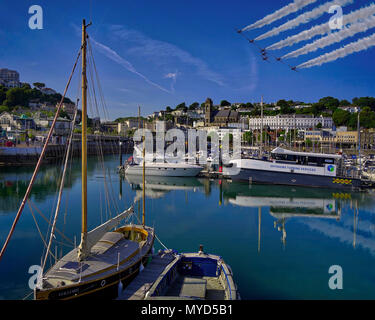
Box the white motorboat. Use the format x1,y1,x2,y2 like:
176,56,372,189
124,160,203,177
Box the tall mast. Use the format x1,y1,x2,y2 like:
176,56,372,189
78,19,88,261
260,96,263,158
142,121,146,227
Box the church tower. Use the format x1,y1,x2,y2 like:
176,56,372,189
205,98,213,126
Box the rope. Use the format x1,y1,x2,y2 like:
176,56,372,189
28,200,74,245
27,200,57,261
41,109,78,272
0,46,82,262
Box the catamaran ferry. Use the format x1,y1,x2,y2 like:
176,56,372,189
223,147,362,190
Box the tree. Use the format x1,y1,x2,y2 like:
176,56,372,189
165,106,172,112
359,107,375,129
316,122,322,129
220,100,231,107
4,88,28,108
319,96,339,111
311,103,325,116
332,108,350,127
0,105,9,113
176,102,186,110
243,131,252,144
339,99,351,106
59,110,70,119
354,97,375,111
189,102,199,110
33,82,45,89
277,100,292,114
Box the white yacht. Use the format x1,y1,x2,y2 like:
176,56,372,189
124,159,203,177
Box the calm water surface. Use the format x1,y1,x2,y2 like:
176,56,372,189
0,155,375,299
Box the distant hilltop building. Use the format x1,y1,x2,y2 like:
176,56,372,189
0,68,20,88
40,87,57,95
204,98,239,127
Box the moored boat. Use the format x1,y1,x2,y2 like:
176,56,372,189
223,147,363,190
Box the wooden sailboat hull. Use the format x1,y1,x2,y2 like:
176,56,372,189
35,226,154,300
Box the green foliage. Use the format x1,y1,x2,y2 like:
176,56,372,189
176,102,186,110
59,110,70,119
243,131,252,144
0,105,9,113
353,97,375,111
332,109,351,127
277,100,293,114
311,103,325,116
165,106,172,112
188,102,199,110
220,100,231,107
319,96,340,111
339,99,351,106
359,107,375,129
33,82,45,89
0,83,73,110
4,88,28,107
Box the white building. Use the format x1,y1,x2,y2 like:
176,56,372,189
0,68,20,88
339,106,360,113
248,115,333,130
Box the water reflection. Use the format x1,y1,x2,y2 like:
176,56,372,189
0,157,108,214
124,175,205,201
221,181,375,257
1,156,375,299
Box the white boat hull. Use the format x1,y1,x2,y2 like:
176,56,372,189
125,164,203,177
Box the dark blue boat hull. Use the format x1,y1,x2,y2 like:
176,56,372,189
231,168,361,190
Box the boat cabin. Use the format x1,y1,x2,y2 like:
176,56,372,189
270,147,342,167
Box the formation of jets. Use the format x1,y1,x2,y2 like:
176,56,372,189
237,29,297,71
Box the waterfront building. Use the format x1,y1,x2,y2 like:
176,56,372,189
249,114,333,130
336,131,358,147
101,121,118,134
0,68,20,88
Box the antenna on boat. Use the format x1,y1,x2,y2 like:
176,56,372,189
78,18,91,261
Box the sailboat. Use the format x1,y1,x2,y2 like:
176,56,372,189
33,20,155,300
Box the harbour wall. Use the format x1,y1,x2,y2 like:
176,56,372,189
0,134,134,166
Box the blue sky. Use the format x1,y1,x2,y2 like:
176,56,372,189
1,0,375,119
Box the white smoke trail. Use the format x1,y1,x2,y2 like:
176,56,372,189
90,38,171,93
256,0,354,41
283,14,375,59
267,3,375,50
241,0,317,32
297,33,375,68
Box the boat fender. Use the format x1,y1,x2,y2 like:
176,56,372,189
117,280,123,297
140,262,144,273
151,246,155,254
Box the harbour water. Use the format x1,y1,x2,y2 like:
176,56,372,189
0,154,375,299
